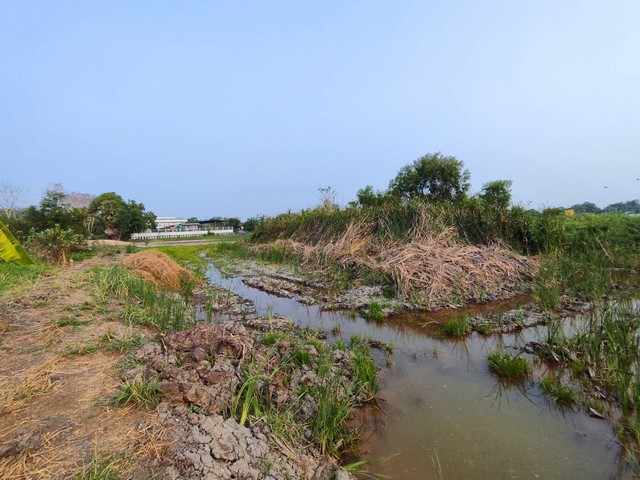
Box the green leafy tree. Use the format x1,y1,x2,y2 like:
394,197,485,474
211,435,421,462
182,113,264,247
243,216,268,232
569,202,602,214
479,180,513,211
354,185,389,207
89,193,155,240
23,184,89,235
604,200,640,214
388,152,470,201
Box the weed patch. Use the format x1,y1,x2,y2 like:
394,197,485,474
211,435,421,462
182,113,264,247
488,350,531,378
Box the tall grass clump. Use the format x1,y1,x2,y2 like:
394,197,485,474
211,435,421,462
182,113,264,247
540,375,575,405
92,265,194,332
114,379,160,408
488,350,532,378
351,344,379,400
443,314,471,337
570,301,640,413
309,359,358,457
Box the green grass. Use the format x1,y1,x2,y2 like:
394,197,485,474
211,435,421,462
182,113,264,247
75,453,124,480
92,264,195,332
54,315,91,328
351,344,379,400
540,376,575,404
443,314,471,337
114,379,160,408
309,360,358,457
488,350,532,378
0,261,51,296
98,332,147,353
363,301,385,322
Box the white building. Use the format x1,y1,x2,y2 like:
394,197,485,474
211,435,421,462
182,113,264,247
155,216,188,230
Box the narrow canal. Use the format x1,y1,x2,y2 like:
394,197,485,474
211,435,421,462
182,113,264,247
207,266,630,479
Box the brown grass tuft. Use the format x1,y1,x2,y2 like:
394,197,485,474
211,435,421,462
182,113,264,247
250,221,538,308
121,250,200,293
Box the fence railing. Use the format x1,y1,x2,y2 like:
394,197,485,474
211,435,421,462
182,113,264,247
131,228,234,240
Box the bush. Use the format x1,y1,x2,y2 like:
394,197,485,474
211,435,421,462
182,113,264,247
26,225,88,264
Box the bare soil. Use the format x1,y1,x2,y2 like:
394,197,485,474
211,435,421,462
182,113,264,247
0,254,160,479
0,253,355,479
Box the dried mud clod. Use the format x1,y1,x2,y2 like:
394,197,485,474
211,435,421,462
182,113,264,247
135,320,359,480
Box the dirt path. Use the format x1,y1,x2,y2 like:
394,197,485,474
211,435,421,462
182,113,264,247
0,255,160,479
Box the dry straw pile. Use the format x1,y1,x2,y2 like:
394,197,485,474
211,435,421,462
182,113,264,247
122,250,200,292
252,220,538,307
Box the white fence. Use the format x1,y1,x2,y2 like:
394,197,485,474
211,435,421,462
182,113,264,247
131,228,234,240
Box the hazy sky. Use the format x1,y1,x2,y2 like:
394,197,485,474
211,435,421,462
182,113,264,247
2,1,639,219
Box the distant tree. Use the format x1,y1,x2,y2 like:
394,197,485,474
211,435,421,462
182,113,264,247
353,185,389,207
243,216,265,232
0,182,26,219
89,192,155,240
604,200,640,214
389,152,470,201
187,217,199,223
569,202,602,214
479,180,513,211
23,184,88,234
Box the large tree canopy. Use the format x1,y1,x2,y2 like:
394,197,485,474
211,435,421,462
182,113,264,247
89,192,155,240
388,152,470,201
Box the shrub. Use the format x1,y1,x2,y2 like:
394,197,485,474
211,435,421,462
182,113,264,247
26,225,88,264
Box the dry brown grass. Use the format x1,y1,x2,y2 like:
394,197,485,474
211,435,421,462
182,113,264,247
0,254,161,479
122,250,200,292
251,220,538,307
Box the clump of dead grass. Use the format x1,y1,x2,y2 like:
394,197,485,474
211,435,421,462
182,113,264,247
121,251,200,293
250,221,538,308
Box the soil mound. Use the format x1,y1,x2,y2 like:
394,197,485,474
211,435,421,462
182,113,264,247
134,320,355,479
122,250,199,292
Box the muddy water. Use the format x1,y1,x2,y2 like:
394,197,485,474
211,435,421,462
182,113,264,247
206,267,630,479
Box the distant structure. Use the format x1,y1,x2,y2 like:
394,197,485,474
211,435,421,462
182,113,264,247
131,216,234,240
155,216,188,231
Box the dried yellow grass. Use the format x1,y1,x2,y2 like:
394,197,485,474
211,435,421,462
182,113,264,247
251,221,538,307
122,250,200,292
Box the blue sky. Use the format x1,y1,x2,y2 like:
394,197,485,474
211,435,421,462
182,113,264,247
2,1,639,219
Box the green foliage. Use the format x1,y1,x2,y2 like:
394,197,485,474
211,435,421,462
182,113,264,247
23,184,91,236
92,265,194,332
443,314,471,337
114,379,160,407
479,180,512,211
26,225,88,264
363,301,384,322
487,350,531,378
98,332,147,353
89,193,155,240
0,220,32,265
0,261,50,296
308,364,357,457
388,152,471,202
354,185,389,207
540,376,575,404
75,453,124,480
351,344,379,400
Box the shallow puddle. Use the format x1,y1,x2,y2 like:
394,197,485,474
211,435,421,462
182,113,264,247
206,267,632,479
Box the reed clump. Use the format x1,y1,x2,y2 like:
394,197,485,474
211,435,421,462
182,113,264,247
248,200,541,309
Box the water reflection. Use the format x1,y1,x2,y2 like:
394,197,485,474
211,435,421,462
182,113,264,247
205,264,629,479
